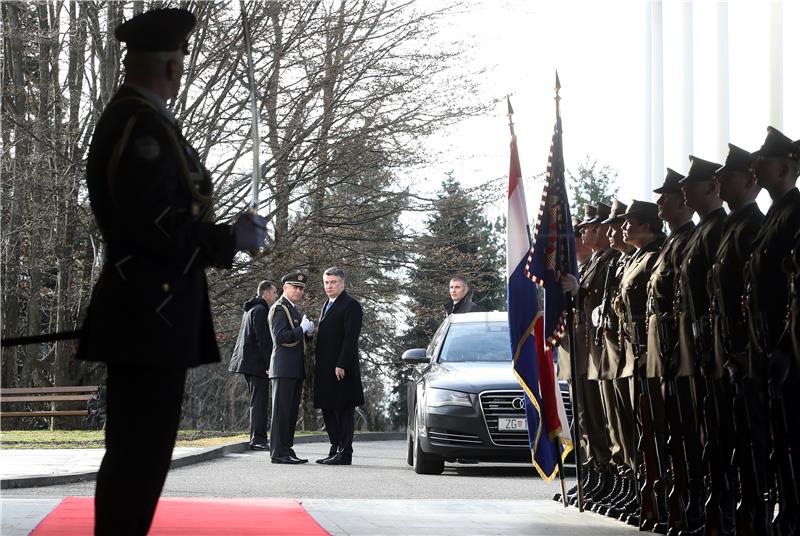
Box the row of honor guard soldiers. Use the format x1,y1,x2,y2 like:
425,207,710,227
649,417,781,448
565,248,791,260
555,126,800,536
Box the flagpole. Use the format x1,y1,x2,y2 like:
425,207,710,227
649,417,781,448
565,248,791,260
555,72,586,512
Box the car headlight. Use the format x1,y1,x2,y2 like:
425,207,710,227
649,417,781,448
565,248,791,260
426,388,472,407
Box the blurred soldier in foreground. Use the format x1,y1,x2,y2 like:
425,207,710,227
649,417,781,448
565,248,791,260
745,127,800,536
710,144,764,534
269,271,315,464
76,9,266,535
229,280,279,451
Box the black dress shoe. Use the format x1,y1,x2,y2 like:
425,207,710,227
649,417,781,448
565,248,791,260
316,454,336,464
249,443,270,451
271,456,306,464
321,452,352,465
289,455,308,463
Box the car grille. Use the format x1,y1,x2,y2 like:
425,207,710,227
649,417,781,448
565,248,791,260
428,428,483,446
479,390,529,447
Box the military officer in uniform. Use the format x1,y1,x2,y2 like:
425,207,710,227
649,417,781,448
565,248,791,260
76,9,266,535
618,201,666,528
559,204,613,504
269,271,315,464
710,143,765,534
744,127,800,535
645,169,695,535
593,200,634,517
676,155,726,533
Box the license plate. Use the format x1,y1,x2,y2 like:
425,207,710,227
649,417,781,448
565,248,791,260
498,417,527,431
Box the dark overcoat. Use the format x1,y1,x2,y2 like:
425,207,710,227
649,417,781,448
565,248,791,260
77,86,235,368
268,296,306,379
228,296,272,378
313,291,365,409
446,293,483,315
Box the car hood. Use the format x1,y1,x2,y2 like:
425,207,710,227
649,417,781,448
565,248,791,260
424,362,521,394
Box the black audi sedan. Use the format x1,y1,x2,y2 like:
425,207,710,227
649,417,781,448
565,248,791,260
403,311,572,475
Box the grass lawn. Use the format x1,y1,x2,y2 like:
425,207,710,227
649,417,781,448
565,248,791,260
0,430,251,449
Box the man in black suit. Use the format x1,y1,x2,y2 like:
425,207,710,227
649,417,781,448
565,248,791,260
446,275,482,315
269,271,314,464
76,9,266,535
229,280,278,451
313,267,365,465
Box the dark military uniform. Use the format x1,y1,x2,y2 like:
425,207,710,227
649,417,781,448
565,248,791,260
75,10,236,535
744,129,800,535
709,144,766,535
268,291,308,461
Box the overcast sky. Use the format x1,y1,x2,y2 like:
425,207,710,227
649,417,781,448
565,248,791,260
416,0,800,216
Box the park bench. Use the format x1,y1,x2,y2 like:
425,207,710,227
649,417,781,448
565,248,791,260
0,386,103,427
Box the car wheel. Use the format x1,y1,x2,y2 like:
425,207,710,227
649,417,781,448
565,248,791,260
412,423,444,475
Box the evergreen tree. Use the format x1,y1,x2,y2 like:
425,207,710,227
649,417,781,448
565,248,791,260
567,155,619,215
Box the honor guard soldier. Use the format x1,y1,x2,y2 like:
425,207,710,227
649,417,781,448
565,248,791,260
744,127,800,536
269,271,315,464
645,168,696,535
592,200,635,518
710,143,765,534
558,204,613,505
676,155,727,534
76,9,266,535
574,203,617,505
618,201,666,529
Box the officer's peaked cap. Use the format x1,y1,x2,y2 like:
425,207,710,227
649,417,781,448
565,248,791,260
679,156,722,184
281,271,307,288
752,126,799,161
653,168,685,194
115,8,195,53
715,144,755,176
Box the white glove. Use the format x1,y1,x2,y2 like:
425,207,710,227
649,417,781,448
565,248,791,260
560,273,579,296
300,315,315,334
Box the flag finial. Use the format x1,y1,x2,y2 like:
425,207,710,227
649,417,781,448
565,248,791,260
507,95,516,138
554,71,561,118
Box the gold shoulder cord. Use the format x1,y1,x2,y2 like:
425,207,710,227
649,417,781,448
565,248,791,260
268,304,300,348
104,96,212,217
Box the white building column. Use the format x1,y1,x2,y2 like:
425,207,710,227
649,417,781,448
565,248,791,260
769,2,783,129
716,2,729,154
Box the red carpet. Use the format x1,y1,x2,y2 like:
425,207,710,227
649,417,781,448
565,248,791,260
31,496,329,535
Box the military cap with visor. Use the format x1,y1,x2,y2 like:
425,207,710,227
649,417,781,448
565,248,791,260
585,202,612,225
281,271,308,288
622,199,660,222
752,126,799,161
679,155,722,184
653,168,685,194
115,8,196,54
574,204,598,230
601,199,628,225
714,143,755,176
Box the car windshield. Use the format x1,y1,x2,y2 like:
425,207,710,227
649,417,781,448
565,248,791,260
438,321,512,363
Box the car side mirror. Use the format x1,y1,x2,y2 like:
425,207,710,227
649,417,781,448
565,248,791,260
401,348,429,364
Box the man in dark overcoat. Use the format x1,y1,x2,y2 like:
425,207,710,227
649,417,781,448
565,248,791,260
76,8,266,535
314,267,365,465
269,271,315,464
446,275,483,314
229,280,278,450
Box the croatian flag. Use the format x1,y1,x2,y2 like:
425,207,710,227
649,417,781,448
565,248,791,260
507,104,572,482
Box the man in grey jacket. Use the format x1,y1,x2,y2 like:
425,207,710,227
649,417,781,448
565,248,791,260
229,280,278,450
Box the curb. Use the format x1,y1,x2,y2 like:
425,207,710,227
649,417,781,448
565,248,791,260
0,431,405,490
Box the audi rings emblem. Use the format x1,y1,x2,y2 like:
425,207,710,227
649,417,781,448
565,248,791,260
511,397,525,410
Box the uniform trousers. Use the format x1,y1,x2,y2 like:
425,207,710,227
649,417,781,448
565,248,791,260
574,376,612,469
95,363,186,536
322,407,355,455
269,377,302,459
612,376,636,471
244,374,270,447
